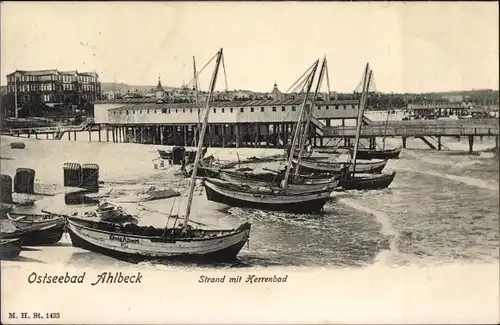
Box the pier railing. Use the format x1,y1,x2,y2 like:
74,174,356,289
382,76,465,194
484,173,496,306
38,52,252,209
367,118,499,127
324,118,499,137
8,118,94,135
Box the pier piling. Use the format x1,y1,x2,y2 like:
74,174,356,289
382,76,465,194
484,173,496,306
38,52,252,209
402,137,407,148
438,136,442,151
468,135,474,154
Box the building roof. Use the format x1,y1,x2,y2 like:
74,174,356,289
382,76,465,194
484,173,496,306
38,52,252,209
271,82,282,94
7,69,60,76
60,70,79,76
80,72,99,77
95,98,359,107
155,76,164,92
6,69,99,78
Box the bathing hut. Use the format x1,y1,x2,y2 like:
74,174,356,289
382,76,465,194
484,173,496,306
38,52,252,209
0,174,13,203
81,164,99,193
13,168,35,194
63,163,82,187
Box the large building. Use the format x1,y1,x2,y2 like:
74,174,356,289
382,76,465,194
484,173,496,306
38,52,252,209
92,97,360,147
4,69,102,109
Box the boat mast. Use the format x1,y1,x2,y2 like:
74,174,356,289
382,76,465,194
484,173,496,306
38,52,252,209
351,64,372,176
14,74,18,119
282,60,319,189
294,57,327,177
382,92,391,150
183,48,223,230
193,56,201,146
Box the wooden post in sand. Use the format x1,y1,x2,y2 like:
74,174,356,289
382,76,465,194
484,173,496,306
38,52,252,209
468,135,474,154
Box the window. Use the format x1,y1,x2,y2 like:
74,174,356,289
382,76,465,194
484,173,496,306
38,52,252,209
326,105,330,110
260,107,264,112
154,110,157,114
230,108,233,113
317,105,321,110
190,108,193,113
140,110,142,114
175,109,178,113
126,110,129,115
282,106,286,111
343,105,346,110
162,108,167,113
222,108,225,113
213,108,216,113
272,106,276,112
292,106,296,111
250,107,254,112
240,107,244,112
133,110,136,114
335,105,339,110
147,109,150,114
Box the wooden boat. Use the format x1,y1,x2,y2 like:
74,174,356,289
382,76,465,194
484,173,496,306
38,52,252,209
6,212,66,245
7,212,65,229
349,146,402,160
65,48,251,263
219,170,340,194
66,217,251,263
340,172,396,190
204,177,332,213
340,64,396,191
0,237,22,259
202,59,338,214
182,155,216,177
292,158,386,174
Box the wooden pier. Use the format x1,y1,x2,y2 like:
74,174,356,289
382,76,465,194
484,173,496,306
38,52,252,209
5,116,499,154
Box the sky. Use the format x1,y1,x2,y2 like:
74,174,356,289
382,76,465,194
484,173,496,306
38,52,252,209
1,2,498,93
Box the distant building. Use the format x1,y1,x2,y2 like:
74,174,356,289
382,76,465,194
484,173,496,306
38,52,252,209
442,94,464,103
270,82,285,100
4,69,101,109
155,76,165,100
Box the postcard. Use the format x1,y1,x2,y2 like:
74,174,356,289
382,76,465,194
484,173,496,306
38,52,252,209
1,1,499,324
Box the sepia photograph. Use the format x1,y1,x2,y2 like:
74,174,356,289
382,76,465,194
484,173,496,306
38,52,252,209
1,1,499,324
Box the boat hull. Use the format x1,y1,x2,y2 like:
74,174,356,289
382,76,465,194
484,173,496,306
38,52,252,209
7,213,66,246
204,179,331,214
0,238,22,259
340,172,396,190
20,224,65,246
66,219,250,263
349,147,402,160
219,171,339,194
293,159,387,174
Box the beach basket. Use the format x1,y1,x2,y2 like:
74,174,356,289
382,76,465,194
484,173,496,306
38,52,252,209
63,163,82,187
13,168,35,194
0,174,13,203
81,164,99,193
172,146,186,165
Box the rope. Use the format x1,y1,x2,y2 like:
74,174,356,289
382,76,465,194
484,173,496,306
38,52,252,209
184,51,220,89
221,54,228,92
